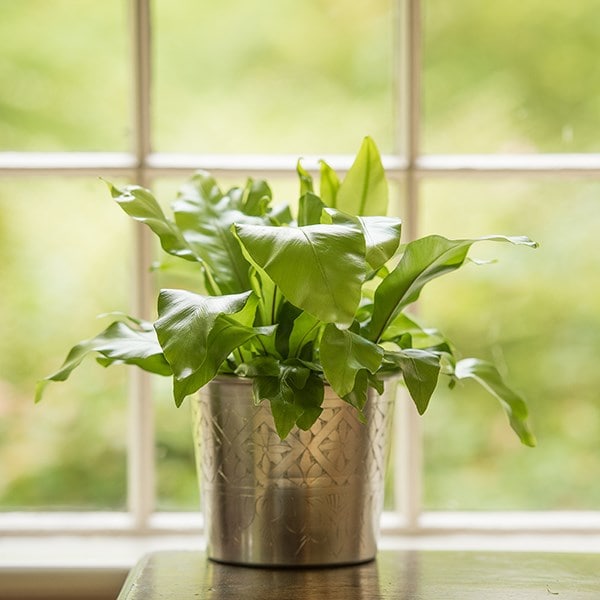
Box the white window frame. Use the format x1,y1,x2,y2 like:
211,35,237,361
1,0,600,564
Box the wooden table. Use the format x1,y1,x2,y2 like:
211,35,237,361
117,550,600,599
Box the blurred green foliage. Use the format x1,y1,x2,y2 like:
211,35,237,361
1,0,598,511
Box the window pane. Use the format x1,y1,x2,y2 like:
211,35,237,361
423,0,600,153
153,0,395,154
0,178,131,509
0,1,130,151
420,179,600,510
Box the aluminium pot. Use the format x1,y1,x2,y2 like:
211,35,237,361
191,376,395,567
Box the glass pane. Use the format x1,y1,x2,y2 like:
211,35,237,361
0,178,131,509
0,1,130,151
419,179,600,510
154,0,395,154
423,0,600,153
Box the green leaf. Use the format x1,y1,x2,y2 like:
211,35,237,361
154,289,255,405
172,172,266,294
288,311,321,358
342,368,369,418
319,160,340,208
242,179,273,216
298,192,326,227
357,215,402,270
336,136,388,216
385,348,441,414
275,301,303,357
105,181,197,262
294,372,325,430
252,364,324,437
296,159,314,195
235,356,281,378
233,222,367,327
36,320,171,402
172,315,273,404
320,323,384,398
367,234,538,342
454,358,536,447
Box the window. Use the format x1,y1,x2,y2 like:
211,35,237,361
1,0,599,550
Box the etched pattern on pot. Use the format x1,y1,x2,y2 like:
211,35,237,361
192,377,395,566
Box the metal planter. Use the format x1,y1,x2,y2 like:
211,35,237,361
192,377,395,567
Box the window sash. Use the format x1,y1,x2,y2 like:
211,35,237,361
1,0,599,535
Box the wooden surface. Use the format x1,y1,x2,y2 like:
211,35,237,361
117,550,600,599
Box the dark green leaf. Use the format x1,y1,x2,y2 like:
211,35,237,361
385,348,441,414
253,365,324,438
288,311,321,358
342,368,369,418
275,301,303,358
320,323,384,397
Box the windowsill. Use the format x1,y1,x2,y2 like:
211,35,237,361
2,531,600,570
2,531,599,599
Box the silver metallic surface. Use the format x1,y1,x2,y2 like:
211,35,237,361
192,377,395,566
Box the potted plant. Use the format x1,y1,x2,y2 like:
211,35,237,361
37,137,536,566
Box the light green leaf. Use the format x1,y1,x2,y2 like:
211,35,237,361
36,320,171,402
319,160,340,208
385,348,441,414
297,159,314,196
336,136,388,216
320,323,384,398
233,222,367,327
242,179,273,216
454,358,536,447
357,215,402,270
367,234,538,342
105,181,196,262
298,192,326,226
